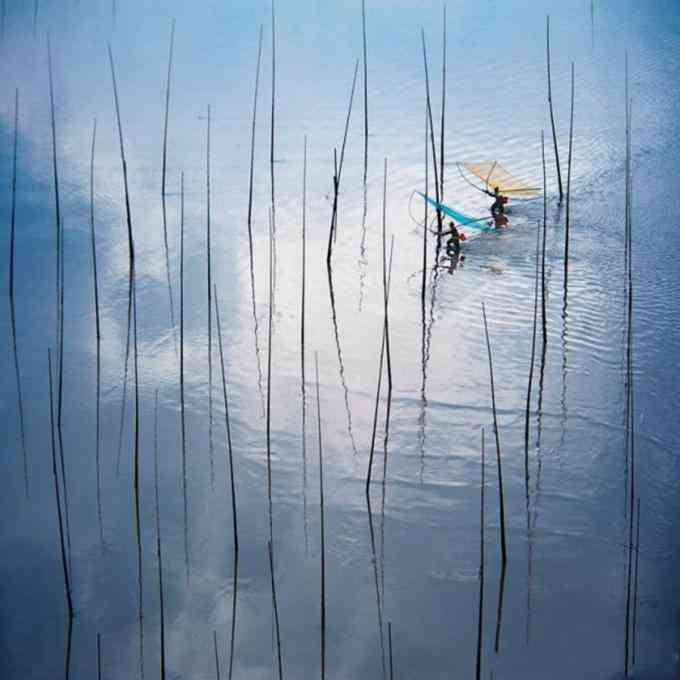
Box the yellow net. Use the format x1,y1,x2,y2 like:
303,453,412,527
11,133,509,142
461,162,541,199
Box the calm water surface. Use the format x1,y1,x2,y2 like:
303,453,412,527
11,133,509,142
1,1,679,678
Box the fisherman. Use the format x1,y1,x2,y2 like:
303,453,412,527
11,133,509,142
486,186,506,216
443,220,463,255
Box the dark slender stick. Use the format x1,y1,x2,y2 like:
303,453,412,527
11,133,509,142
48,349,73,620
207,104,214,491
115,309,131,477
180,171,189,583
524,225,541,491
268,540,284,680
213,630,221,680
439,5,446,205
388,621,394,680
494,560,507,653
56,215,72,564
266,208,274,541
326,59,360,263
482,303,507,565
421,29,442,233
361,0,368,183
97,632,102,680
632,497,640,668
476,429,485,680
246,26,265,415
90,117,103,544
366,493,387,679
65,616,73,680
421,105,428,307
9,87,18,303
48,35,61,369
315,353,326,680
301,136,309,551
546,15,564,200
154,390,166,680
161,19,177,357
8,88,28,499
541,131,548,348
227,550,239,680
108,44,143,675
270,2,276,276
382,159,392,395
564,61,574,291
365,237,394,494
215,287,238,554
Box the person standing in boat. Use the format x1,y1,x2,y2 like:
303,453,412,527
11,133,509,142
486,186,507,216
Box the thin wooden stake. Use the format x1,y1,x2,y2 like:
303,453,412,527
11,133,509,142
421,29,442,232
97,632,102,680
215,287,238,555
482,303,507,565
213,630,221,680
301,136,309,550
439,5,446,204
475,429,485,680
524,225,541,487
564,61,574,291
361,0,368,183
161,19,177,354
388,621,394,680
632,497,641,668
268,540,284,680
266,208,275,541
154,390,166,680
315,353,326,680
180,170,189,583
326,60,360,263
207,104,214,490
90,117,103,543
546,15,564,200
48,349,73,620
8,87,28,499
541,131,548,348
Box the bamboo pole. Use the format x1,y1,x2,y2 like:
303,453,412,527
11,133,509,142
475,429,485,680
154,390,166,680
541,131,548,348
388,621,394,680
206,104,214,489
564,62,574,291
161,19,177,356
361,0,368,183
246,26,265,412
90,117,103,543
632,497,641,668
315,353,326,680
421,29,442,232
214,287,238,554
482,303,507,564
546,15,564,200
48,349,73,619
301,136,309,550
326,60,360,263
213,630,221,680
268,540,284,680
108,44,143,672
8,88,28,499
180,170,189,583
439,5,446,205
365,236,394,494
524,225,541,486
266,208,274,541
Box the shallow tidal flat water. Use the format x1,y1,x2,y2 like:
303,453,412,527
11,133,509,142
1,1,679,678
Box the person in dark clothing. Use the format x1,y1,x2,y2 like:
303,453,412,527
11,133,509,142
486,186,506,216
443,220,463,255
